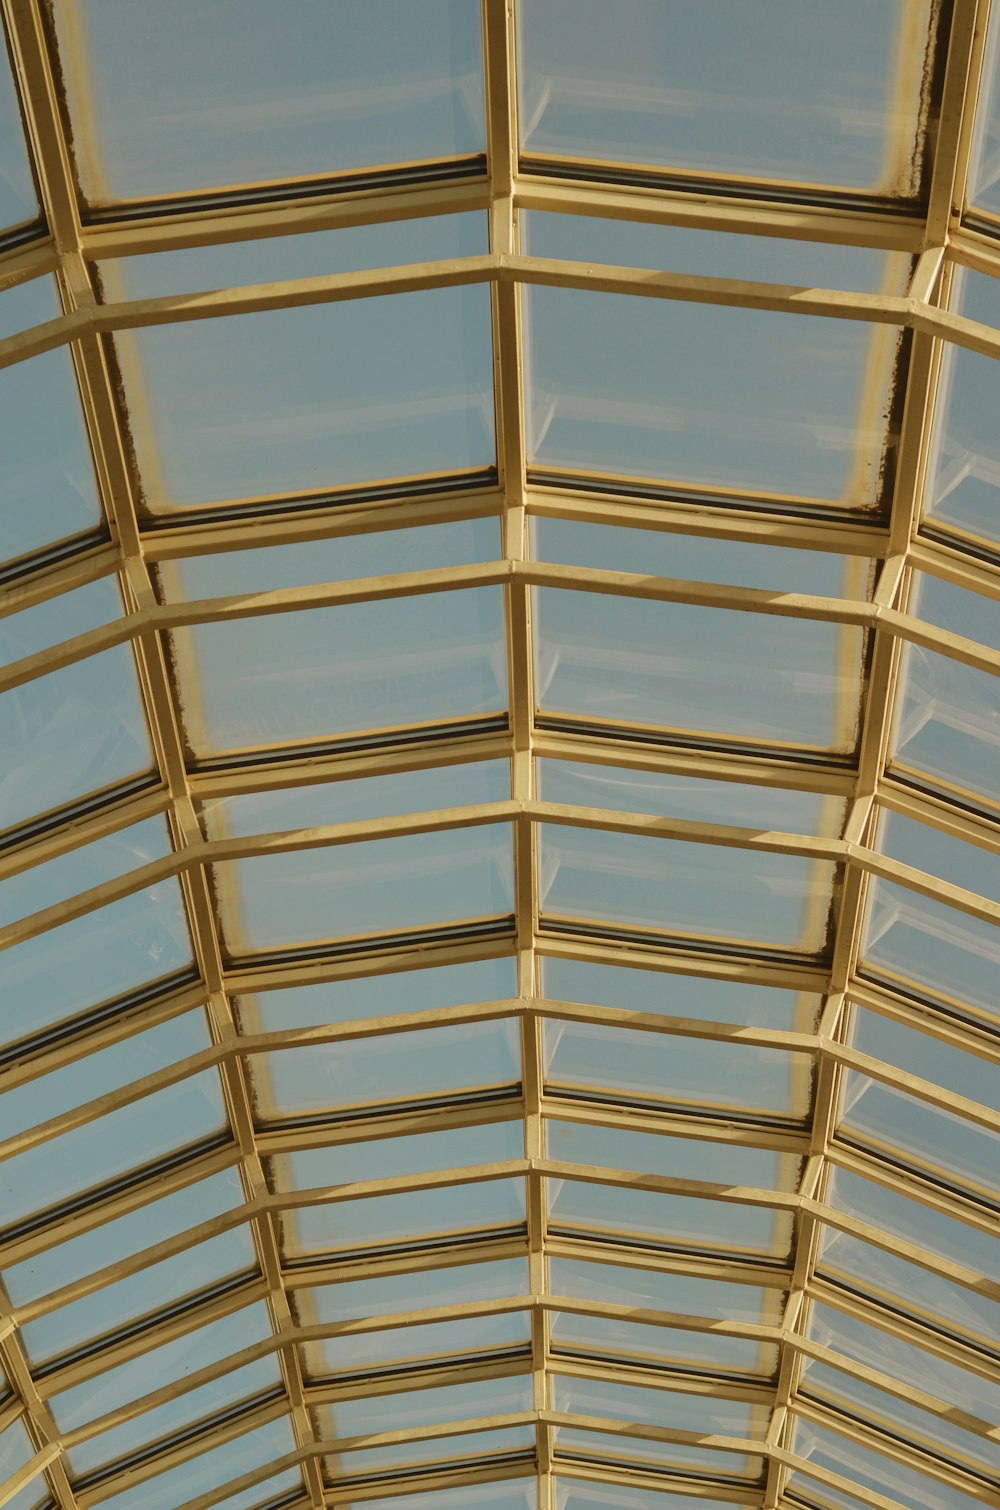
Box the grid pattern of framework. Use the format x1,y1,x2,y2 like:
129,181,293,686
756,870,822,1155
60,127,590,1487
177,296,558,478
1,3,999,1510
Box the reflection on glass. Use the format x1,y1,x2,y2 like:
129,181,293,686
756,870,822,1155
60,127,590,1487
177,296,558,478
545,1119,789,1184
534,588,863,750
204,1467,304,1510
204,758,508,841
849,1004,999,1112
216,825,514,952
239,955,516,1034
890,643,1000,815
525,286,896,506
548,1176,791,1258
117,286,495,510
1,580,152,832
522,212,905,294
541,955,818,1030
174,587,507,756
101,212,489,301
161,517,501,601
532,516,868,600
552,1372,761,1440
55,0,485,202
0,276,59,343
539,823,834,952
283,1177,526,1258
550,1256,782,1326
544,1018,808,1116
518,0,928,193
922,267,1000,547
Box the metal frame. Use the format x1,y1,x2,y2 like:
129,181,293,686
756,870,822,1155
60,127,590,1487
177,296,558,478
1,1,999,1508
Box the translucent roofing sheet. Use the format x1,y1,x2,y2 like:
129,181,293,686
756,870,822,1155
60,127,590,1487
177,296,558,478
1,4,999,1510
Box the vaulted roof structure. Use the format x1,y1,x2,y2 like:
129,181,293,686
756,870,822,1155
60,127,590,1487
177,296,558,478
0,4,999,1510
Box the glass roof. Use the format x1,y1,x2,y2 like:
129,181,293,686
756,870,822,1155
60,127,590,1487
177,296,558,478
0,4,999,1510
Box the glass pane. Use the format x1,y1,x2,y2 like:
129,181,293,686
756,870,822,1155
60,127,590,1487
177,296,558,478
295,1257,528,1324
117,286,494,511
0,35,37,229
909,567,1000,658
92,1416,296,1510
518,0,929,193
351,1484,535,1510
838,1065,1000,1195
532,515,870,598
849,1004,1000,1113
544,1020,812,1117
550,1257,783,1326
790,1415,989,1510
538,756,839,836
806,1300,1000,1423
316,1374,533,1437
205,759,509,843
921,267,1000,548
525,285,896,506
250,1019,520,1119
52,1300,275,1435
556,1485,741,1510
534,588,864,751
553,1425,761,1479
101,212,489,301
818,1227,1000,1347
0,814,171,928
969,19,1000,218
0,1420,34,1491
217,825,514,952
239,956,517,1034
0,1008,210,1141
330,1425,534,1477
548,1177,792,1258
861,873,1000,1023
546,1120,790,1187
20,1224,257,1366
825,1167,1000,1282
200,1469,303,1510
551,1372,763,1446
0,580,152,833
800,1356,998,1476
161,518,500,604
306,1311,530,1378
523,212,906,294
5,1167,245,1306
549,1309,775,1378
539,822,834,952
541,956,819,1031
278,1120,523,1188
174,587,507,756
0,275,58,343
55,0,485,202
0,876,191,1051
0,1068,225,1231
282,1177,526,1258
